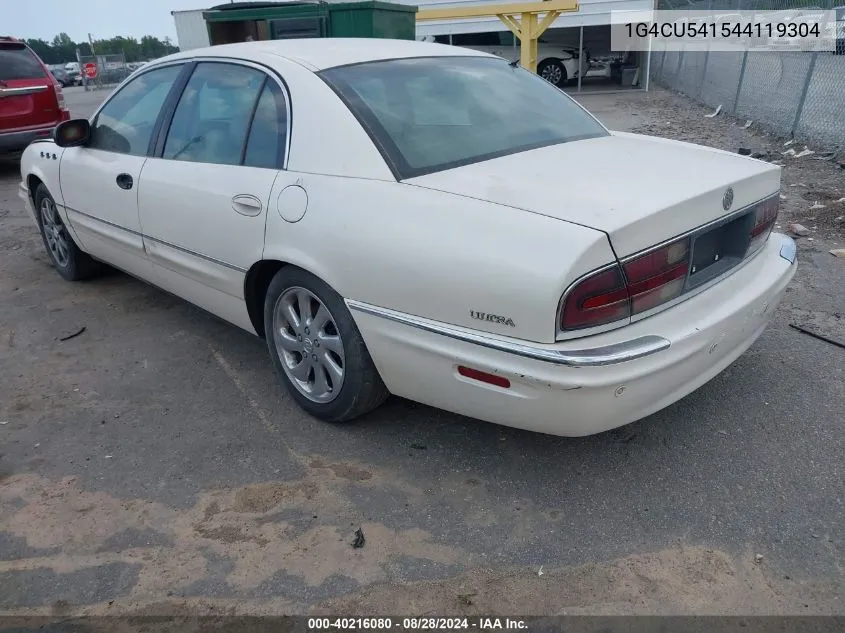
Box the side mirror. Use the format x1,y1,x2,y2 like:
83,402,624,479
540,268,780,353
54,119,91,148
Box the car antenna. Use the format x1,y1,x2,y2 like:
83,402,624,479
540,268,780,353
508,58,519,68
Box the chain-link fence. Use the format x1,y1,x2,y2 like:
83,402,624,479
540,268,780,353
75,53,132,91
650,0,845,153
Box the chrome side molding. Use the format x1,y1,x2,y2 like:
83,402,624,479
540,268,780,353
346,299,670,367
0,86,48,98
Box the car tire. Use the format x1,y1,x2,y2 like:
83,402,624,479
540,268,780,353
34,183,101,281
263,266,388,423
537,58,567,87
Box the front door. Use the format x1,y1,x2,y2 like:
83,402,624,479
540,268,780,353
59,64,186,280
138,62,289,332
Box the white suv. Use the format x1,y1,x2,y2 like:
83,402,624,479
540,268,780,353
425,32,588,87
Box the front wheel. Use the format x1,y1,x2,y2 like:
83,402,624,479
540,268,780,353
34,184,100,281
537,58,568,87
263,267,388,423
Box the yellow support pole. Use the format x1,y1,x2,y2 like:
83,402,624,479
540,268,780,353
519,13,536,71
417,0,578,75
520,8,561,72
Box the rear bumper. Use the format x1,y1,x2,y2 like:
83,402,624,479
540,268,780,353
350,234,797,436
0,127,56,154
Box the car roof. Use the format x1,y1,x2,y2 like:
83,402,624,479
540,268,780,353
149,38,492,72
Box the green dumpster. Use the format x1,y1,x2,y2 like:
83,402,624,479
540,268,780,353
328,2,417,40
202,1,417,45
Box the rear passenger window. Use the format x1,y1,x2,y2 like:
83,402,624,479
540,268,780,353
163,62,265,166
0,44,47,80
243,80,288,169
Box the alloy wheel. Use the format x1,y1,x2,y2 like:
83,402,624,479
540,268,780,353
272,287,345,403
541,64,563,85
40,197,70,268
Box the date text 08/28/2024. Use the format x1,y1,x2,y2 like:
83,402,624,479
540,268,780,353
307,617,529,631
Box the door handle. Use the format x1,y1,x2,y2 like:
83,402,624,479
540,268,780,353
116,173,133,190
232,194,263,217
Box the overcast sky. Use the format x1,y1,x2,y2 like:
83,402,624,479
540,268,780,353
5,0,221,43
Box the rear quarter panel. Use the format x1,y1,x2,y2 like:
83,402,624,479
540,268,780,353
260,53,614,343
264,53,395,181
262,174,615,344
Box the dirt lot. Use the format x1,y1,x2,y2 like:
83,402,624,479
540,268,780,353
0,87,843,616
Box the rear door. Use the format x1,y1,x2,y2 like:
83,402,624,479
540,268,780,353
0,41,61,133
137,61,287,332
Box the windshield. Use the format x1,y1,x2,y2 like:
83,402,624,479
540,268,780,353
320,56,608,180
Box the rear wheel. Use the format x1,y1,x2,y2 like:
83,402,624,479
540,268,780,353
538,58,567,87
34,183,100,281
263,267,388,423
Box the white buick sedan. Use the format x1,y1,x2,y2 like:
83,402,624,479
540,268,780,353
19,39,796,437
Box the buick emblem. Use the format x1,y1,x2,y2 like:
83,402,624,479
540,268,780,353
722,187,734,211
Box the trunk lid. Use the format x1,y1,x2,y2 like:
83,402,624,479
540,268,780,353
0,41,63,133
405,132,781,257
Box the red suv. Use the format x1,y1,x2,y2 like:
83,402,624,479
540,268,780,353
0,37,70,158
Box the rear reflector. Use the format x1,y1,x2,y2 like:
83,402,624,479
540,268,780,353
457,366,510,389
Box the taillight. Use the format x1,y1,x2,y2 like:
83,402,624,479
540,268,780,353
560,194,778,332
53,83,70,120
54,83,66,108
560,265,630,330
623,238,690,315
560,237,690,331
747,196,779,255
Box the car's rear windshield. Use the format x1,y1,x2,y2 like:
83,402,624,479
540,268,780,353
0,44,47,81
320,55,608,180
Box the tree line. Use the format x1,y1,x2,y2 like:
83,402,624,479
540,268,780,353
25,33,179,64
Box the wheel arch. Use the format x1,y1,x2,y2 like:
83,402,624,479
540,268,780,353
22,143,62,210
244,258,343,339
26,166,83,247
27,173,45,207
245,260,287,338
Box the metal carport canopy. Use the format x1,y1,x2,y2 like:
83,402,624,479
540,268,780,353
414,0,654,40
417,0,583,72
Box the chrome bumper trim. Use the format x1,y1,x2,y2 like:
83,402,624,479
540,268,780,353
346,299,670,367
0,86,48,98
